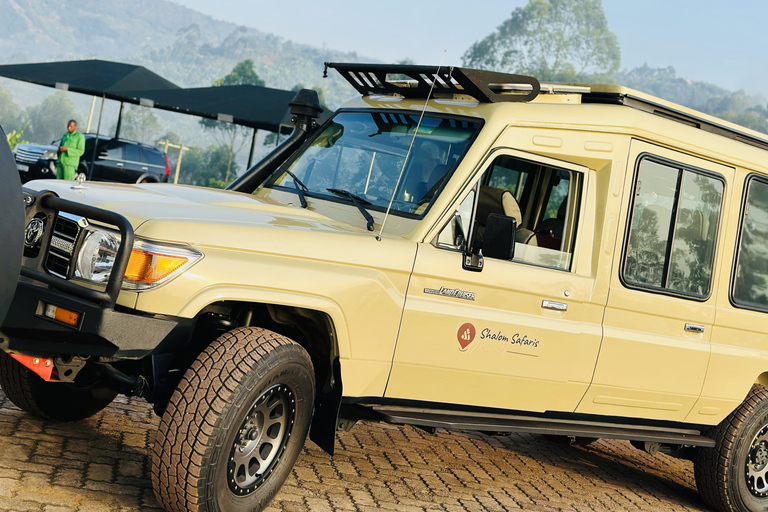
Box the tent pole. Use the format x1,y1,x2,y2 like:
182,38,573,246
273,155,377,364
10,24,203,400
88,95,105,180
174,144,186,185
247,128,257,168
114,101,124,139
86,96,96,133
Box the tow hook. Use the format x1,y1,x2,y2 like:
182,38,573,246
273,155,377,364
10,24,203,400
9,354,53,381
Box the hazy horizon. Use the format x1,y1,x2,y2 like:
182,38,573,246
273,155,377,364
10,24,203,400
171,0,768,98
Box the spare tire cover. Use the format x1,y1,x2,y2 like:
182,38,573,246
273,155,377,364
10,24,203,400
0,127,23,325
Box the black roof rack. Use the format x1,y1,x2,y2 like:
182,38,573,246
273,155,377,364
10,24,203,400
324,62,540,103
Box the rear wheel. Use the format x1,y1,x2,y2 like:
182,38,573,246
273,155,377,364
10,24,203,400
152,327,315,512
0,351,119,421
694,385,768,512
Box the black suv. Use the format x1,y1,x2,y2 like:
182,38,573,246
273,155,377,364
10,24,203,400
15,134,170,184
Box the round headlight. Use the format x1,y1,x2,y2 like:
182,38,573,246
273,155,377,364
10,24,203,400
75,230,120,282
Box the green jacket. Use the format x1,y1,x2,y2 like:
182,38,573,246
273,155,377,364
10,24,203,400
58,130,85,168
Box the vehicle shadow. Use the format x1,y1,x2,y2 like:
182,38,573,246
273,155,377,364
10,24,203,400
0,391,163,511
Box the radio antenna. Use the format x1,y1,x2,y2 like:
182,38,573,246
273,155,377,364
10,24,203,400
376,51,448,242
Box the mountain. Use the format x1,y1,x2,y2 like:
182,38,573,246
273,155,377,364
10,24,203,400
0,0,243,61
0,0,359,108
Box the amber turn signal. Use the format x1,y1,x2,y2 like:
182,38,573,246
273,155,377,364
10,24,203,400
43,303,81,327
124,248,189,284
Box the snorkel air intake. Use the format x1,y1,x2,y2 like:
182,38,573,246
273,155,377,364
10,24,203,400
227,89,323,193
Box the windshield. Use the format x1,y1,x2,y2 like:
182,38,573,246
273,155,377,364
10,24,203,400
267,111,481,217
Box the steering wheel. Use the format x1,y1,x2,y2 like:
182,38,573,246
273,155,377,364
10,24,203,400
389,200,415,214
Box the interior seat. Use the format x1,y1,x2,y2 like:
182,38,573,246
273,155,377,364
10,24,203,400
475,186,537,250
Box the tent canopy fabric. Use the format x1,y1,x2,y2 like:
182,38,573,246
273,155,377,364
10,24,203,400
0,60,179,100
124,85,330,133
0,59,331,134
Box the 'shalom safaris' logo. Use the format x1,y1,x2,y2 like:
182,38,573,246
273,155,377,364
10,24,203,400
457,323,476,350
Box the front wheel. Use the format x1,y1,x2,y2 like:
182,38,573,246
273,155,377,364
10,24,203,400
152,327,315,512
694,385,768,512
0,351,119,421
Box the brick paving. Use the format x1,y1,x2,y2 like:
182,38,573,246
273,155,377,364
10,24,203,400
0,389,711,512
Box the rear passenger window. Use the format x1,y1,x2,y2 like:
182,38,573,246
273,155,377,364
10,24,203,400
733,177,768,310
125,144,141,163
146,150,166,167
623,157,723,298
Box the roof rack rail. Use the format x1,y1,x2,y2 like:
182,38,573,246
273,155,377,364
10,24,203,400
582,91,768,153
324,62,540,103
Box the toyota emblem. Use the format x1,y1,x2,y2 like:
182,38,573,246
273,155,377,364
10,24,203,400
24,218,45,248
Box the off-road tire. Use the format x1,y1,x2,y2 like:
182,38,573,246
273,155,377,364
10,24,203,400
694,385,768,512
152,327,315,512
0,351,119,421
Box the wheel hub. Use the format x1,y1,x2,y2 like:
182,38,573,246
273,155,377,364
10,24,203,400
227,384,295,496
746,425,768,497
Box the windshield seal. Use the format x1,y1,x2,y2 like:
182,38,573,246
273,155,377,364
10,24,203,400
263,108,484,220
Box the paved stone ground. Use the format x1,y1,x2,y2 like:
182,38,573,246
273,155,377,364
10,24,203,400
0,390,712,512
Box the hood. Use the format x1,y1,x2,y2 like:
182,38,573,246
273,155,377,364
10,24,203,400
16,143,57,152
23,180,371,239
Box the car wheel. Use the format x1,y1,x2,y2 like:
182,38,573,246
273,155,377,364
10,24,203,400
694,384,768,512
0,351,119,421
152,327,315,512
136,174,158,184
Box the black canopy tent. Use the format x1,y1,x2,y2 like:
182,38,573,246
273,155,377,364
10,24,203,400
121,85,332,166
0,60,182,175
0,59,331,172
122,85,326,133
0,59,180,98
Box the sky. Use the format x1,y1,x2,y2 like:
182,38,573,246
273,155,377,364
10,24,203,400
172,0,768,98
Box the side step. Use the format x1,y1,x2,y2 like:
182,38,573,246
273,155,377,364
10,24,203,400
371,406,715,447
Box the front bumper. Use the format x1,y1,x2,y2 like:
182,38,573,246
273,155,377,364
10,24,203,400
16,158,56,182
2,189,177,360
0,281,176,359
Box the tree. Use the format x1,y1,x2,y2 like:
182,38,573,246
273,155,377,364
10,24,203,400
5,123,29,150
118,105,161,144
178,144,238,189
201,59,264,182
25,91,80,143
214,58,265,87
0,84,27,133
462,0,620,83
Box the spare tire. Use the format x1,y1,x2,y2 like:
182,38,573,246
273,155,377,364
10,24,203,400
0,126,24,325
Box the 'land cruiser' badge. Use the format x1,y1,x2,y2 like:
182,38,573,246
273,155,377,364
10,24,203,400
424,286,476,301
457,323,476,350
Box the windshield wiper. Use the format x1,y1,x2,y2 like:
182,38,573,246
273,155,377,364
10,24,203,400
285,170,308,208
326,188,374,231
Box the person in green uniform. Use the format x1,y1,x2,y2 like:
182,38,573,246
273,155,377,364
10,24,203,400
56,120,85,180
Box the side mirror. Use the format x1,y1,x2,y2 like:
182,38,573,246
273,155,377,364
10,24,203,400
482,213,517,261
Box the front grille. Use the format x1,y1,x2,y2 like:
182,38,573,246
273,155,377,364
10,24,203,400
45,215,81,278
15,147,46,164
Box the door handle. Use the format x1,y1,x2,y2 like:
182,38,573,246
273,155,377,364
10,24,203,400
541,300,568,311
684,323,705,333
116,162,123,167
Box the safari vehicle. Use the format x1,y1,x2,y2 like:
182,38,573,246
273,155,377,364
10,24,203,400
4,63,768,512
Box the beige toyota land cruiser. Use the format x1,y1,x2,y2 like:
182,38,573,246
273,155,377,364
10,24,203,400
4,63,768,512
